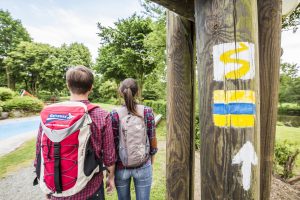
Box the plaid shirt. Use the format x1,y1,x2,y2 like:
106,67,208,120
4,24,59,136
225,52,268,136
34,100,116,200
110,105,158,169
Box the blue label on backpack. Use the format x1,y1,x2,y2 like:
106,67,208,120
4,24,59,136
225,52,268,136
46,113,74,123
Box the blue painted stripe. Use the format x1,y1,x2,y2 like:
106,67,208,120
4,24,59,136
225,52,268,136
213,103,256,115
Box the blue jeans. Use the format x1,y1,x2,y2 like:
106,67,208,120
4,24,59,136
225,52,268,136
115,163,152,200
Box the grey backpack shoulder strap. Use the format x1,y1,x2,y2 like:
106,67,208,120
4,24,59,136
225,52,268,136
116,106,128,120
136,105,145,119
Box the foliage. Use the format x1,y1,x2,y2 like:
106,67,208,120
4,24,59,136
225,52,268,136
140,0,166,20
0,87,16,101
0,10,31,88
195,115,201,150
95,14,155,95
59,42,92,68
0,101,3,113
143,87,159,100
279,62,300,105
4,41,92,95
3,96,43,112
274,141,299,179
278,104,300,116
144,99,166,117
94,80,118,102
282,4,300,32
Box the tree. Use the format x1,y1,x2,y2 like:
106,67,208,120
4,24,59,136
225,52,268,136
59,43,92,68
5,42,57,94
279,62,300,104
0,9,31,88
282,4,300,32
95,14,155,95
5,41,93,95
140,0,167,100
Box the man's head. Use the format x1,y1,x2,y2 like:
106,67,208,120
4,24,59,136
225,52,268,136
66,66,94,95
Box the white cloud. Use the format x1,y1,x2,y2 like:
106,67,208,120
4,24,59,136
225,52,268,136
24,7,116,61
281,29,300,65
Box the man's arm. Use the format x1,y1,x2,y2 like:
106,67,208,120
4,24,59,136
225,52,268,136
106,164,115,193
102,114,117,192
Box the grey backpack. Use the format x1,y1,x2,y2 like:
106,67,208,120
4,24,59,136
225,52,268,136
116,105,150,167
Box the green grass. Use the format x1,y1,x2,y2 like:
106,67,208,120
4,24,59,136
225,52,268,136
0,139,35,178
276,126,300,143
156,119,166,141
94,103,117,111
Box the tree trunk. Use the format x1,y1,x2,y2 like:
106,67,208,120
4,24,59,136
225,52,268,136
195,0,260,199
166,11,195,200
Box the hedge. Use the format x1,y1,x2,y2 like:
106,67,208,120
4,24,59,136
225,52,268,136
278,106,300,116
3,96,44,112
0,87,16,101
144,100,166,118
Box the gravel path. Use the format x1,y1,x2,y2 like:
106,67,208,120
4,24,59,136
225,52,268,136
0,166,43,200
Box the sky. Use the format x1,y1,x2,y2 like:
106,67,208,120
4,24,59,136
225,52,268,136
0,0,299,65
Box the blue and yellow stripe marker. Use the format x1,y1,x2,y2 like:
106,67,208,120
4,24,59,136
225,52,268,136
213,90,255,127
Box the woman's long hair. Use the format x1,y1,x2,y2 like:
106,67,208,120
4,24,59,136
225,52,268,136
119,78,141,117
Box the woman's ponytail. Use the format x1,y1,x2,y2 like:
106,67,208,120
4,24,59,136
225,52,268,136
119,78,141,117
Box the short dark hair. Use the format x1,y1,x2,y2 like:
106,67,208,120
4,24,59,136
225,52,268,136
66,66,94,94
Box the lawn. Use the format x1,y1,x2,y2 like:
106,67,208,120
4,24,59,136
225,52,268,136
0,139,36,178
95,103,117,111
276,125,300,143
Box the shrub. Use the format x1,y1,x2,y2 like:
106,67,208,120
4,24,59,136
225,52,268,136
144,100,166,118
143,88,159,100
195,115,200,150
3,96,44,112
278,105,300,116
0,87,16,101
0,101,3,113
37,90,53,101
90,80,118,102
274,141,299,179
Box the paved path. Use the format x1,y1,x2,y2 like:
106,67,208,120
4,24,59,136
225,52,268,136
0,132,36,156
0,116,39,156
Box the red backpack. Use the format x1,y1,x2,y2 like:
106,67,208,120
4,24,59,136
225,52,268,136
34,101,105,197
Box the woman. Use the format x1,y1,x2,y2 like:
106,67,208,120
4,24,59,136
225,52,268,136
110,78,158,200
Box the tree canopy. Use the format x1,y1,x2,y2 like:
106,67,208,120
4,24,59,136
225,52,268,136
0,9,31,88
5,41,92,95
95,14,155,94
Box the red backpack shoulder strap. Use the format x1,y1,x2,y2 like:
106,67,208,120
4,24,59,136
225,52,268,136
87,103,99,112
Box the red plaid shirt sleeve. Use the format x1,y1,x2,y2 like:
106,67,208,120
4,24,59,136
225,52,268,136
34,124,42,167
34,101,116,200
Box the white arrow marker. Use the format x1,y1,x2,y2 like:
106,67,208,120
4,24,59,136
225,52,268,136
232,141,258,191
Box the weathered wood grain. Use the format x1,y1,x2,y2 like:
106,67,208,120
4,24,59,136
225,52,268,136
194,0,261,199
151,0,195,21
257,1,282,199
166,11,195,200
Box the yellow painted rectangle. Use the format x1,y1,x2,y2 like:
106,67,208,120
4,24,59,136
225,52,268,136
213,114,255,127
213,90,255,104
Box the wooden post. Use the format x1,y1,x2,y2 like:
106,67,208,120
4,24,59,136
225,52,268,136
194,0,260,199
257,0,282,199
166,11,195,200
